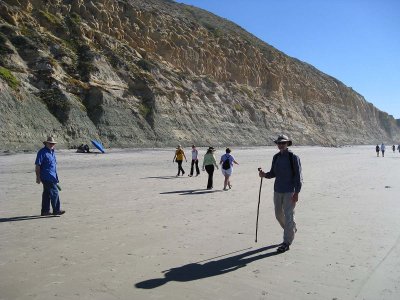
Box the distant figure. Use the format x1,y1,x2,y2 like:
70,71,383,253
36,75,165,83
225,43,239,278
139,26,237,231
381,143,385,157
397,145,400,153
173,145,187,176
220,148,239,191
259,134,302,253
375,145,380,157
35,136,65,216
76,144,90,153
392,145,396,153
202,147,219,189
189,145,200,177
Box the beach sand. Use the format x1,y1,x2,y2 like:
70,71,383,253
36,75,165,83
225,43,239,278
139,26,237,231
1,146,399,300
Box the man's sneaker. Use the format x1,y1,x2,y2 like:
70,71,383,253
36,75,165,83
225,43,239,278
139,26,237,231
277,243,290,253
41,211,52,216
53,210,65,215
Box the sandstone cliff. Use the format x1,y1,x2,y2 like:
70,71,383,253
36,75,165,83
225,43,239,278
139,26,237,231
1,0,399,150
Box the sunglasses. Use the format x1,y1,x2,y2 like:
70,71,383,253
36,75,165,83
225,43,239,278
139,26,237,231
277,141,287,145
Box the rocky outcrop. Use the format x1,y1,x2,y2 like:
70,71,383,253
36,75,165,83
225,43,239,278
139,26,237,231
0,0,399,150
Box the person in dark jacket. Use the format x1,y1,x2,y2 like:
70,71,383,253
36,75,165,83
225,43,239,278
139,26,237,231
259,134,302,253
375,145,380,157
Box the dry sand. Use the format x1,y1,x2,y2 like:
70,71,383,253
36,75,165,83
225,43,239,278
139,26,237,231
1,146,399,300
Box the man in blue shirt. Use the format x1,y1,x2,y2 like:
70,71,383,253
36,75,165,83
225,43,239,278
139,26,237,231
259,134,302,253
35,136,65,216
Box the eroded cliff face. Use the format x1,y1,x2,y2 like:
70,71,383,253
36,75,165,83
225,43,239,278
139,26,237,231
0,0,399,150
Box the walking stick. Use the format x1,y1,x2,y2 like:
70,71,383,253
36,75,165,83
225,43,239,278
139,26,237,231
255,168,263,243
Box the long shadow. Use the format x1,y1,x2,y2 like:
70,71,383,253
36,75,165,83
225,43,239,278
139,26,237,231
141,176,178,180
75,152,103,155
160,189,222,195
135,244,281,289
0,215,60,223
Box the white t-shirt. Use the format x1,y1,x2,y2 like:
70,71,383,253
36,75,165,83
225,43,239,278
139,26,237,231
191,149,198,160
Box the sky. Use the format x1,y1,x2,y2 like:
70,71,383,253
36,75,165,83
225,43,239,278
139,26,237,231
177,0,400,119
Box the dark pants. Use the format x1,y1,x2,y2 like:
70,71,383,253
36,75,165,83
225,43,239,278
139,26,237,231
190,159,200,176
176,160,185,175
41,182,61,213
205,165,214,189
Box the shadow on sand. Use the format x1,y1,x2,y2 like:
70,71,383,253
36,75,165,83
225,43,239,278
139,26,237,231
0,215,60,223
141,176,178,180
160,189,222,195
135,244,281,289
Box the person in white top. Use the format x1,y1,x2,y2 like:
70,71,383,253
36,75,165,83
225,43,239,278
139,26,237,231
380,143,386,157
189,145,200,177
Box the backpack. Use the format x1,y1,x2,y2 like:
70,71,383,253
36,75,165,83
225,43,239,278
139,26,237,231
222,155,231,170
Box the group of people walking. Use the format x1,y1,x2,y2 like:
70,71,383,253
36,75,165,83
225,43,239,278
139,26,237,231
36,134,302,253
375,143,400,157
173,145,239,191
172,135,303,253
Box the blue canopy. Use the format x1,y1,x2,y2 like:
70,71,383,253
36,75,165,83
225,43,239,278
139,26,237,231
91,140,105,153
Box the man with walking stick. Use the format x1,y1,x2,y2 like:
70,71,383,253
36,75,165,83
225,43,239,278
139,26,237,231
258,135,302,253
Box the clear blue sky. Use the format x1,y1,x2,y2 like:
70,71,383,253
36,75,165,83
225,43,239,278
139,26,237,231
177,0,400,119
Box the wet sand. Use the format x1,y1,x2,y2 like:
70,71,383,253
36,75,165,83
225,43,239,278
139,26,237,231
1,146,399,300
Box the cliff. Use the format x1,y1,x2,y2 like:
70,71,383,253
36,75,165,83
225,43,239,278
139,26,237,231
1,0,399,150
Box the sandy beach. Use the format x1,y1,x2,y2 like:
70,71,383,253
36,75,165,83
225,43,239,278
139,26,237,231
1,146,399,300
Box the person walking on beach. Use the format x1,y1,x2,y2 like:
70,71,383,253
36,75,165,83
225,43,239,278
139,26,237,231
392,145,395,153
189,145,200,177
259,134,302,253
375,145,380,157
220,148,239,191
202,147,219,189
35,136,65,216
397,144,400,153
381,143,386,157
173,145,187,176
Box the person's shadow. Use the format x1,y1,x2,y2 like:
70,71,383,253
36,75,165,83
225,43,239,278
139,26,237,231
0,215,59,223
160,189,222,195
141,176,178,180
135,244,281,289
